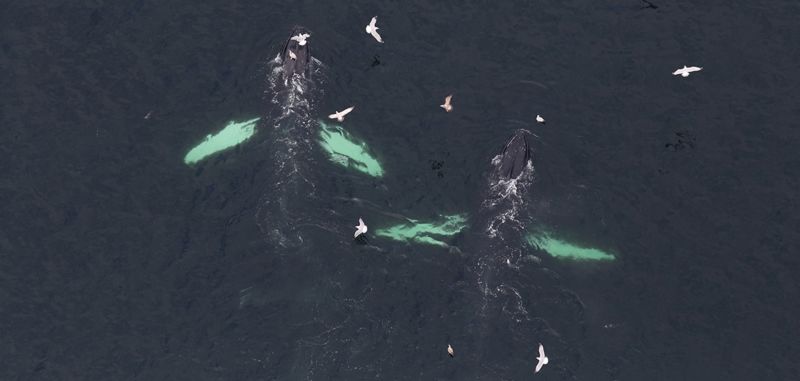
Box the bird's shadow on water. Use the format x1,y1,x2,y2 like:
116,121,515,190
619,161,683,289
596,0,660,11
354,234,369,245
639,0,659,9
369,54,381,69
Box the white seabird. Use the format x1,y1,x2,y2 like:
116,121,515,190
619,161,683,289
672,65,702,77
328,106,355,122
535,343,549,373
440,94,453,112
365,16,383,43
354,218,368,238
447,344,454,357
536,114,545,124
290,33,310,46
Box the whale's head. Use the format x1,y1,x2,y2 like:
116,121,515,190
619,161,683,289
282,27,311,80
495,129,532,180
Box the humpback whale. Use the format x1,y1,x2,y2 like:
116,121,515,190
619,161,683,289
457,129,583,378
445,128,540,377
256,27,324,249
473,128,535,304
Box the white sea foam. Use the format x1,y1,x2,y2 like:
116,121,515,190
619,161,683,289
482,157,534,239
473,152,535,321
255,53,326,250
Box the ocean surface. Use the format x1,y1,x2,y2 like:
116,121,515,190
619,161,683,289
2,1,799,380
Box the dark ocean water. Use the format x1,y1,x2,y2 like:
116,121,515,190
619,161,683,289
2,1,800,380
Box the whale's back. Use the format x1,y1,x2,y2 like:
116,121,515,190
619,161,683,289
282,27,311,80
496,129,532,180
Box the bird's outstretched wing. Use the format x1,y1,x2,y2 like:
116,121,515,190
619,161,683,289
538,344,545,358
370,30,383,43
354,219,367,238
290,33,310,46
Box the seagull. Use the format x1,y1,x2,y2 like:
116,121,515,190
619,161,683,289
535,343,549,373
328,106,355,122
290,33,310,46
672,65,702,77
447,344,454,358
288,50,297,60
440,94,453,112
536,114,545,124
365,16,383,43
354,218,368,238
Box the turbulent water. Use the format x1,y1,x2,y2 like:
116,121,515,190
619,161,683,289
474,138,537,318
457,133,589,380
3,1,800,380
255,52,328,250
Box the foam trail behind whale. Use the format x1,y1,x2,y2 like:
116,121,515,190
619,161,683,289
255,29,327,250
458,129,587,379
452,129,546,378
475,129,535,309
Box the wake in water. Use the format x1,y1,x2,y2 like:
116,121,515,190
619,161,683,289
483,156,535,240
254,47,328,251
474,130,536,314
459,130,554,377
460,130,587,379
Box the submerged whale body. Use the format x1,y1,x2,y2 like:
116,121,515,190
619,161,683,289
495,129,533,180
282,27,311,80
256,26,320,250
